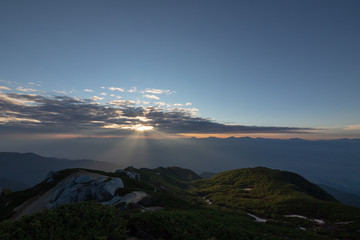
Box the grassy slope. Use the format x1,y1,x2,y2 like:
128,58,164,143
190,167,360,240
1,166,360,240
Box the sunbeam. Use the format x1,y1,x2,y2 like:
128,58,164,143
96,129,151,168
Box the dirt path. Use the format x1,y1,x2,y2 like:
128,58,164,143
121,191,148,204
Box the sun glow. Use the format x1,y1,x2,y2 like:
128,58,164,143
134,125,154,131
101,123,153,131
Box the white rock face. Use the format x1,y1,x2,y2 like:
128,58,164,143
95,178,124,202
104,178,124,193
75,175,92,184
49,175,124,207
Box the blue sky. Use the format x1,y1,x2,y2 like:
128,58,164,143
1,0,360,139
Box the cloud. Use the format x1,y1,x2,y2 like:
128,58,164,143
0,116,41,124
143,94,160,100
154,102,171,107
0,92,36,106
144,88,176,95
128,87,137,93
174,103,183,107
0,92,312,136
146,108,309,134
92,96,104,101
0,86,11,91
109,87,124,92
165,90,176,95
185,102,192,106
128,87,175,95
84,89,94,92
28,82,42,87
16,86,37,92
144,89,164,94
100,93,107,96
344,124,360,130
109,100,136,106
0,80,12,85
53,90,67,94
155,102,166,106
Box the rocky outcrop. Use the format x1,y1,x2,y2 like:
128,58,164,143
74,175,92,184
49,175,124,208
115,169,140,181
95,178,124,202
44,171,55,183
126,171,140,181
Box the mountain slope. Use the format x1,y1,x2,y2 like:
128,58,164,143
190,167,360,239
190,167,349,219
0,152,121,188
1,166,360,240
0,178,30,191
318,184,360,208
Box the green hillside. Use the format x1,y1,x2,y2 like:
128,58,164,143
1,166,360,240
190,167,360,240
190,167,360,218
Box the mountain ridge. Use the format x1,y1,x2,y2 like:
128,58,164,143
1,165,360,239
0,152,122,188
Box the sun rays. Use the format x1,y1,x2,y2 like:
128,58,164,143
134,125,154,131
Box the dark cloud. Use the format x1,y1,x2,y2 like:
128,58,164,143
0,92,312,135
145,107,310,133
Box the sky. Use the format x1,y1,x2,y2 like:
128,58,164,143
1,0,360,140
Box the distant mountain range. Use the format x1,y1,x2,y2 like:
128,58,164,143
0,152,121,188
0,178,29,191
1,151,360,209
2,137,359,196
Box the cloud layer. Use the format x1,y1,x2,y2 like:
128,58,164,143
0,91,311,136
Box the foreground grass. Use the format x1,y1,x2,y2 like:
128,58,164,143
0,202,127,240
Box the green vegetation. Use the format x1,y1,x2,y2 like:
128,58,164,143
122,166,204,209
128,166,201,190
1,166,360,240
129,209,332,240
190,167,360,220
0,201,126,240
